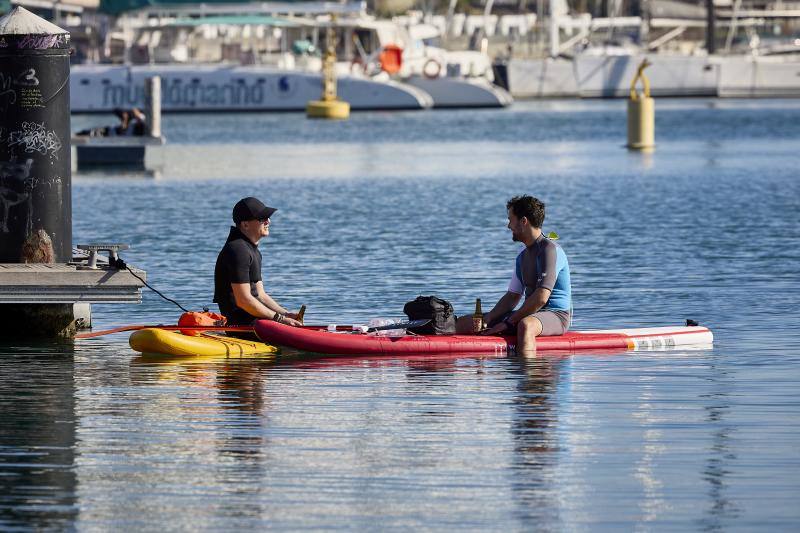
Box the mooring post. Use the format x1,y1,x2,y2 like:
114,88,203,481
144,76,161,138
0,7,71,263
306,16,350,120
0,7,76,337
627,59,655,152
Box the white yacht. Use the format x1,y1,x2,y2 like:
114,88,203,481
344,18,512,107
70,2,510,112
70,3,434,112
71,63,432,112
505,0,800,98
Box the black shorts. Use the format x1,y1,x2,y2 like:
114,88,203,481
490,310,571,336
219,306,257,326
219,307,260,341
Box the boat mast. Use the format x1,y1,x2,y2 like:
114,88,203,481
482,0,495,54
706,0,716,54
538,0,546,55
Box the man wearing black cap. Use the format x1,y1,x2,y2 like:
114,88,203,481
213,197,303,328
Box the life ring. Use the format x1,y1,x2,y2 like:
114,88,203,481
422,58,442,79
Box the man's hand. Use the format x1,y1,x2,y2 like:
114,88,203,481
282,317,303,327
285,311,302,321
479,321,510,336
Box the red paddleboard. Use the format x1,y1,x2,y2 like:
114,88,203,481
254,321,713,356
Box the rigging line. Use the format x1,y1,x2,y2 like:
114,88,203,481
117,260,191,313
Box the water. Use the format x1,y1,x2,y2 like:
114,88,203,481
2,99,800,530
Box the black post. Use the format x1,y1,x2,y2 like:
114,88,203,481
0,7,71,263
706,0,716,54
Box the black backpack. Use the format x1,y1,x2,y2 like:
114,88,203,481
402,296,456,335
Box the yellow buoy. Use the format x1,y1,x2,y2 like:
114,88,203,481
627,59,654,151
307,99,350,119
307,15,350,120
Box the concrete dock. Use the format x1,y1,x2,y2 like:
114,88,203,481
0,248,146,338
0,262,145,303
71,135,165,171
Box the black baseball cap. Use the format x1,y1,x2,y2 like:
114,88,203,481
232,197,277,224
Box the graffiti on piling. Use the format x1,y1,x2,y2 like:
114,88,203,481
6,122,62,160
0,158,33,233
0,72,17,113
17,34,67,50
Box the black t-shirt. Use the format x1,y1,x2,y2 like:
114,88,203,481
213,227,262,324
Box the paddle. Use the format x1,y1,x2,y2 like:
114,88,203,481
76,319,431,339
78,303,309,339
362,319,430,333
75,325,255,339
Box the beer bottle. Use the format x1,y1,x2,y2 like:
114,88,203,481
473,298,483,333
297,305,306,324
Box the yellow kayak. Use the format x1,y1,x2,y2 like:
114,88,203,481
129,328,279,357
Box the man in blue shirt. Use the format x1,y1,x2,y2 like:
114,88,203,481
459,195,572,356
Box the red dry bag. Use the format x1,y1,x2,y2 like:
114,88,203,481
178,311,227,336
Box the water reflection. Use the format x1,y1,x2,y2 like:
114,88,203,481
509,355,568,525
0,343,77,530
698,361,741,531
213,362,270,469
633,383,669,523
126,355,276,512
130,354,276,429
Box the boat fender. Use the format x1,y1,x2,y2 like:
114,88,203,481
379,44,403,75
178,311,227,336
423,58,442,79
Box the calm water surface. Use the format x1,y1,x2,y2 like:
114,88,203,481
2,99,799,530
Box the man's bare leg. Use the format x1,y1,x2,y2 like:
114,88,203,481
517,315,542,357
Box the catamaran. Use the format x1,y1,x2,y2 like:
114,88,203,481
70,1,511,112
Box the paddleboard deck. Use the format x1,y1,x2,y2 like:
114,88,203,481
254,321,713,356
130,328,279,357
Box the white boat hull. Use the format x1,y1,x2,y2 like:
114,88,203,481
70,64,433,112
507,53,800,98
508,54,717,98
717,55,800,98
403,75,512,108
574,54,717,98
506,57,579,98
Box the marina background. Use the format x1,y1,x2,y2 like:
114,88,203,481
2,99,800,529
55,0,800,112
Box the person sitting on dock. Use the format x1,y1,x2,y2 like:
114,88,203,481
76,108,147,137
112,107,147,136
456,195,572,356
213,197,303,330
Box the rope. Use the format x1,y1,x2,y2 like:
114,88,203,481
75,324,254,339
113,258,190,313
